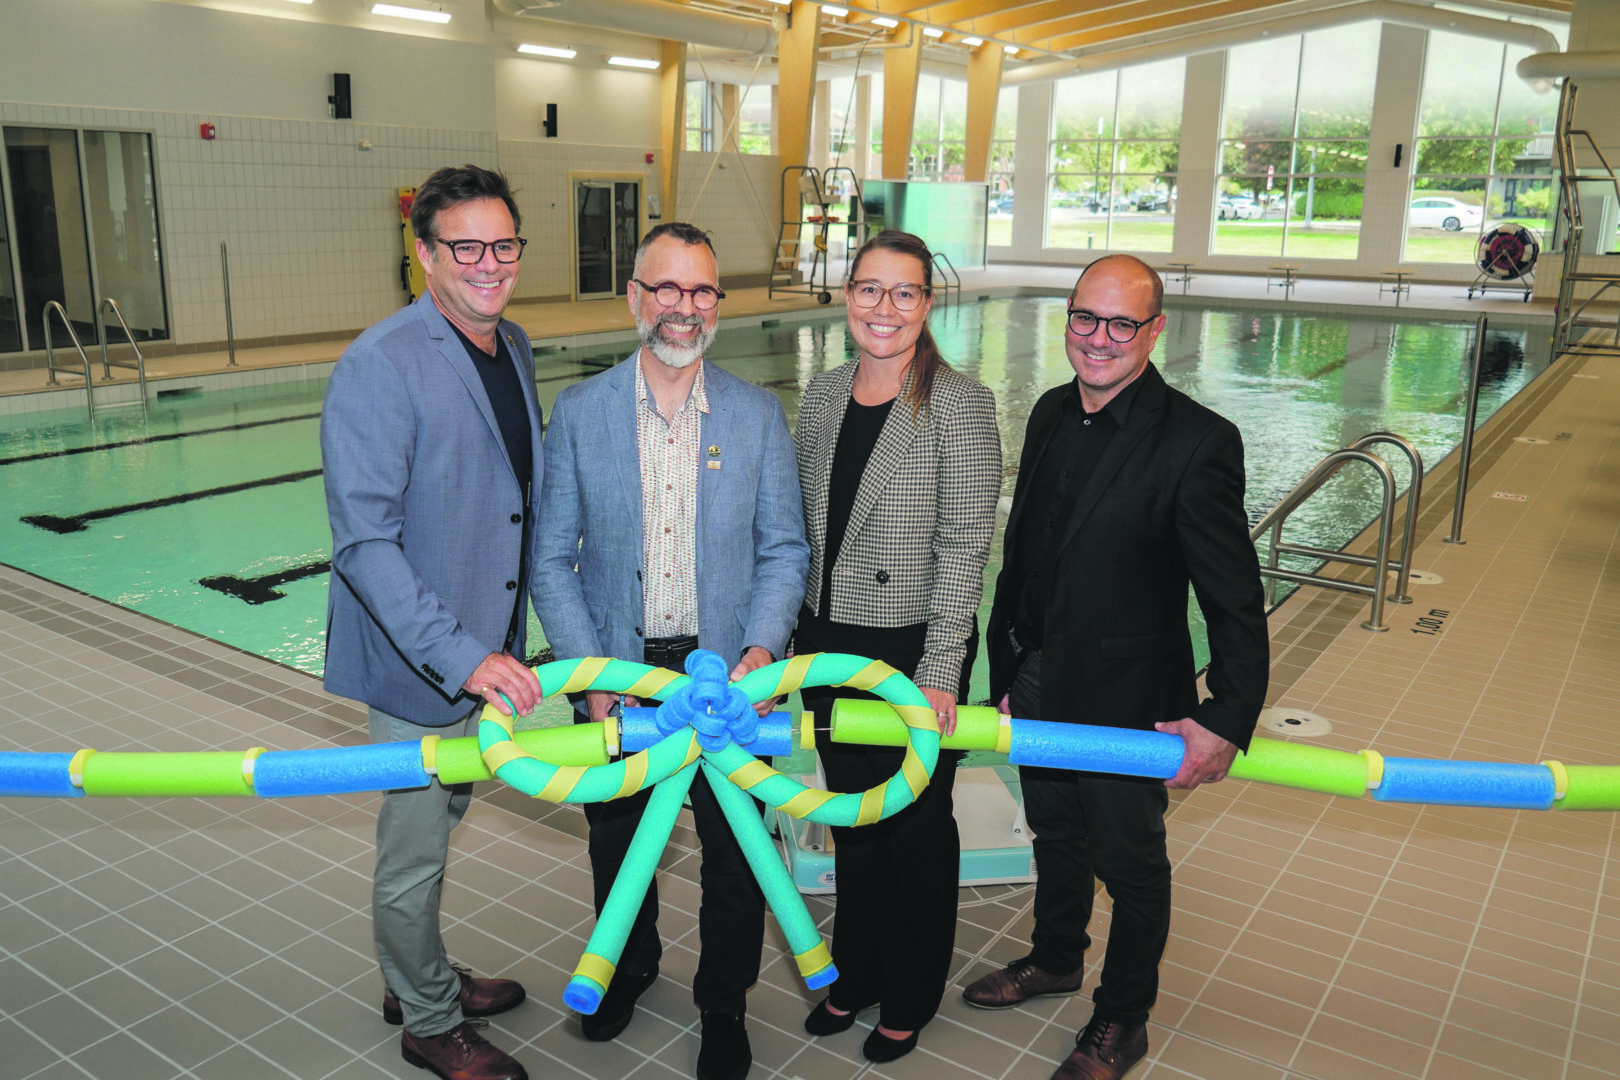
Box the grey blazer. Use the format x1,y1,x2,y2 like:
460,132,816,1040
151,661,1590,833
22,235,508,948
796,361,1001,693
534,352,809,671
321,293,544,725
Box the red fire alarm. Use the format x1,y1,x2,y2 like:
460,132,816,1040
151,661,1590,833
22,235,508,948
645,152,654,164
200,122,217,140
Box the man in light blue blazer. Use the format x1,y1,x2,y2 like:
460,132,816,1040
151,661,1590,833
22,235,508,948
535,223,807,1080
323,165,541,1080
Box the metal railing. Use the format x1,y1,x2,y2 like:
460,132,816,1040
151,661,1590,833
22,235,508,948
42,302,98,420
1250,433,1425,632
930,251,962,307
1551,81,1620,358
96,297,149,416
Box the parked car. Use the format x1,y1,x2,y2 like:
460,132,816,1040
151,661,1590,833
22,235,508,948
1136,193,1170,212
991,191,1015,213
1409,196,1484,231
1217,195,1258,220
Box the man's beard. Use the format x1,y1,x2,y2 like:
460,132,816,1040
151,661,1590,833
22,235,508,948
637,311,715,370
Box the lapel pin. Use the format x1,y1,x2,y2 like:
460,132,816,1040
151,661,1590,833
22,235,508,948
708,444,721,457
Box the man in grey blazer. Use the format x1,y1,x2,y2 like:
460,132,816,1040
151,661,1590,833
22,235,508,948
323,165,541,1080
535,223,808,1080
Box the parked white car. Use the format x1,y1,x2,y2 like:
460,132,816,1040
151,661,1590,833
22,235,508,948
1217,195,1258,220
1409,197,1484,231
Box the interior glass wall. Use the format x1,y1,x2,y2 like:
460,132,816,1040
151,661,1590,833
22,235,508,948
1047,58,1184,253
1409,28,1564,264
1216,24,1379,260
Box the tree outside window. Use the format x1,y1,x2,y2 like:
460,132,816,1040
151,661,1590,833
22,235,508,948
686,79,713,152
989,87,1017,247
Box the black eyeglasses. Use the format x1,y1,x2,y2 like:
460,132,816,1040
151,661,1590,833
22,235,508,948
1067,308,1159,344
847,280,930,311
434,237,528,265
633,279,726,310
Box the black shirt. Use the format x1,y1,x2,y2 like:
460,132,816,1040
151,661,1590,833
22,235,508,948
819,395,896,616
449,321,533,652
1009,374,1146,650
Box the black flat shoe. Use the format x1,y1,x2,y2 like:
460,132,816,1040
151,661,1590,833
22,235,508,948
803,999,860,1036
580,966,657,1042
862,1026,919,1064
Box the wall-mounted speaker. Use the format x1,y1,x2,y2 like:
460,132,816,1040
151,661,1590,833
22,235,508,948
1393,143,1404,168
543,103,558,138
330,73,352,120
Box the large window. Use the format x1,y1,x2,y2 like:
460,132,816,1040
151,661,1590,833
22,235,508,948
1047,58,1183,253
988,87,1016,247
1216,24,1379,260
685,79,713,152
909,74,968,181
1409,29,1562,263
737,85,772,155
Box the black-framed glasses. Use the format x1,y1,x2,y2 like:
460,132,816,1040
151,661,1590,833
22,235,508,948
847,280,930,311
434,237,528,265
1067,308,1159,344
633,279,726,310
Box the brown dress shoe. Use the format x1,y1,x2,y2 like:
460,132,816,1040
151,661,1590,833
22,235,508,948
401,1020,528,1080
1050,1015,1148,1080
961,956,1085,1010
384,964,527,1025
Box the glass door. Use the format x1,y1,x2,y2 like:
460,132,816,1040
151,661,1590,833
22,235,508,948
574,178,640,300
4,127,97,348
0,162,18,353
83,130,169,343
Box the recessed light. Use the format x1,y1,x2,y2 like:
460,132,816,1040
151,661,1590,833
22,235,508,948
371,3,450,24
922,27,944,38
962,36,983,46
873,17,899,28
607,55,661,70
518,44,577,59
1002,44,1019,55
821,5,848,16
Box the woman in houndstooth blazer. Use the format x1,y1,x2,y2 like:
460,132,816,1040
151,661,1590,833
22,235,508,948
794,231,1002,1062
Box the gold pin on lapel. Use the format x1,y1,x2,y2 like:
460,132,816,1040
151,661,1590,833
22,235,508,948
707,444,722,470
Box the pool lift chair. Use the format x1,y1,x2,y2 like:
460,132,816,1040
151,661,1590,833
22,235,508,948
771,166,866,305
42,296,149,423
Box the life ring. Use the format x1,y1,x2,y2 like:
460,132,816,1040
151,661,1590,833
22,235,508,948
1477,224,1539,281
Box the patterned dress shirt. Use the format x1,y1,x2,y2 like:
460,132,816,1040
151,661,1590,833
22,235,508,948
635,354,708,639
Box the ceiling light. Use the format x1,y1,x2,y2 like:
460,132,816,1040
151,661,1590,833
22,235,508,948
279,0,314,5
763,0,791,5
371,3,450,24
922,27,944,38
518,44,577,59
821,5,848,16
1002,44,1019,55
608,55,661,69
962,36,983,47
873,17,899,28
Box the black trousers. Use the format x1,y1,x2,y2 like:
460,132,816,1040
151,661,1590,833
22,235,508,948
1011,650,1170,1025
796,611,972,1032
579,637,765,1014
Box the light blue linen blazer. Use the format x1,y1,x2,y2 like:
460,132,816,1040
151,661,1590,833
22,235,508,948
534,351,808,671
321,293,544,725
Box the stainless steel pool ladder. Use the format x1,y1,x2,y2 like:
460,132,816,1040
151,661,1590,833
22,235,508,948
931,251,961,307
42,299,149,422
1250,432,1424,633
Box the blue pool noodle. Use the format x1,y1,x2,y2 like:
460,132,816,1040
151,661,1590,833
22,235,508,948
1008,719,1184,779
620,708,793,757
252,742,430,797
0,752,82,798
1372,758,1556,809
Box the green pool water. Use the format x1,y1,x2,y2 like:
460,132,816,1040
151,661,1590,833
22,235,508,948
0,297,1552,716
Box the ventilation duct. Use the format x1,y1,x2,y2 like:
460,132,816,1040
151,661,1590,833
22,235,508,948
493,0,777,56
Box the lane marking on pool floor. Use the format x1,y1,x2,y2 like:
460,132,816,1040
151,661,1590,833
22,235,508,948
0,412,321,467
199,559,332,604
20,468,324,534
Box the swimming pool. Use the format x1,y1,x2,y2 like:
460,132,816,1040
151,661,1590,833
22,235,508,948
0,296,1551,709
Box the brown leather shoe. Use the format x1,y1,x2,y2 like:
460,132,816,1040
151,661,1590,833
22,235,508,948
961,956,1085,1010
401,1020,528,1080
384,964,526,1025
1050,1015,1148,1080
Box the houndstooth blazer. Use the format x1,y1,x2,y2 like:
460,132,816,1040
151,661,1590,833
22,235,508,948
796,359,1002,693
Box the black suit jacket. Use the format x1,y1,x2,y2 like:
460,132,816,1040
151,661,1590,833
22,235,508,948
987,363,1269,751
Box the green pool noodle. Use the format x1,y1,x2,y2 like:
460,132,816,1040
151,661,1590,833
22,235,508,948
830,698,1005,752
435,723,610,784
1554,765,1620,810
1228,738,1371,798
565,762,697,1013
81,750,258,797
700,760,835,988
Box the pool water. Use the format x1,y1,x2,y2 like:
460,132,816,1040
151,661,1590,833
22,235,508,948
0,297,1551,710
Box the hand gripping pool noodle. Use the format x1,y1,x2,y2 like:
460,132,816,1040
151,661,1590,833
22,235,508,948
0,751,83,798
1372,758,1557,810
564,761,699,1014
1008,718,1185,779
253,741,429,797
700,758,836,988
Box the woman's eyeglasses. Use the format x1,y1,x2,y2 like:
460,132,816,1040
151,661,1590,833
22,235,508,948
847,280,930,311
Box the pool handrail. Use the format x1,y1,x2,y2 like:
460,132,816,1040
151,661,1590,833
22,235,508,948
930,250,961,307
96,297,150,416
42,301,97,421
1250,445,1400,632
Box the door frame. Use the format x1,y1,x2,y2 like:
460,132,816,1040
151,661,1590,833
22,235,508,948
568,170,644,302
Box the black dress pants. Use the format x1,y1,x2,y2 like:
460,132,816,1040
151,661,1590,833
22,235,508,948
1011,649,1171,1025
796,611,973,1032
578,637,766,1014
